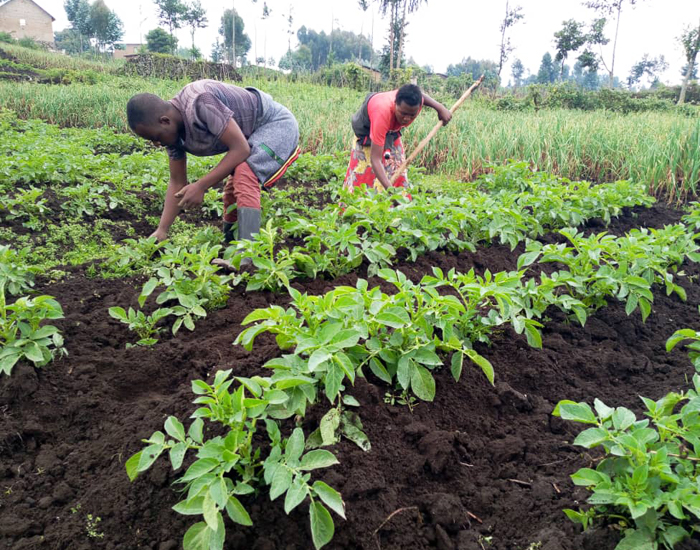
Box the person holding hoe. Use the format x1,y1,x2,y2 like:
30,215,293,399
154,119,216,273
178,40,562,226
344,83,452,192
126,79,300,252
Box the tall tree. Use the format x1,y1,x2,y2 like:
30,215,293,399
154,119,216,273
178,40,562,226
397,0,426,70
219,9,251,65
627,54,668,89
553,19,587,79
89,0,123,52
183,0,207,59
372,0,425,71
284,5,294,53
153,0,187,54
54,28,84,54
582,0,645,87
511,58,524,88
497,0,524,77
257,1,272,67
536,52,557,84
678,20,700,105
146,27,177,53
64,0,92,52
211,36,224,62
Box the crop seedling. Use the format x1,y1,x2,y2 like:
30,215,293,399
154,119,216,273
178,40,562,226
126,369,345,550
58,182,121,218
101,236,166,278
108,306,173,347
305,397,371,452
554,373,700,549
0,245,39,296
0,284,66,375
384,390,419,413
137,243,237,334
0,187,49,230
666,307,700,372
224,220,299,292
85,514,104,539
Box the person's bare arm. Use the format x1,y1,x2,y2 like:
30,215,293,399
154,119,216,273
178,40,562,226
150,156,188,241
422,93,452,125
174,119,251,209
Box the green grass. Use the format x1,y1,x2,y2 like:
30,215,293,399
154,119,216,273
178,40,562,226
0,43,124,72
0,44,699,199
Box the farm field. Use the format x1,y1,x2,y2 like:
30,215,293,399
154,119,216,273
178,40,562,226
3,47,700,550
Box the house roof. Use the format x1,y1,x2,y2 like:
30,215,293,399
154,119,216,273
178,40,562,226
0,0,56,22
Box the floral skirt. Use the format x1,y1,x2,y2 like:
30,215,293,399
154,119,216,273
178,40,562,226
343,133,409,191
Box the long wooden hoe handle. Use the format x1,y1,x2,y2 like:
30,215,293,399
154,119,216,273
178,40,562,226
388,74,485,186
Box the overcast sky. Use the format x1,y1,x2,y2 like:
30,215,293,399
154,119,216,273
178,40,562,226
35,0,700,84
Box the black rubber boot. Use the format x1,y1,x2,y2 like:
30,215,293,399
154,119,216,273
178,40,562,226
222,221,236,244
237,207,261,241
237,207,261,268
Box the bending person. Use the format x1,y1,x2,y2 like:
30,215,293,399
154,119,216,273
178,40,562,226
344,83,451,192
126,79,300,251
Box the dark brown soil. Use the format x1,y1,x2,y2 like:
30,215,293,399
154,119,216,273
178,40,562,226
1,204,700,550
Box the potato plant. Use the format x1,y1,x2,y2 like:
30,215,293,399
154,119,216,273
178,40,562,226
236,269,506,403
0,245,39,296
107,306,173,347
127,369,344,550
518,224,699,321
554,377,700,549
0,284,66,375
101,236,167,278
138,243,236,334
0,187,50,230
223,171,655,292
666,307,700,372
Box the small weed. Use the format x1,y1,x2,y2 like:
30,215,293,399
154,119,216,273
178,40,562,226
384,391,419,413
85,513,104,539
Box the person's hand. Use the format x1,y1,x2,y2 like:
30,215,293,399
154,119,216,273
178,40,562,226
438,106,452,126
149,227,168,242
174,183,205,210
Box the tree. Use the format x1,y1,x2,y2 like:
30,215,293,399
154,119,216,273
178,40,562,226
278,44,312,71
446,57,499,89
678,20,700,104
211,36,224,62
258,1,272,67
183,1,207,60
511,58,524,88
583,0,645,87
370,0,426,71
627,54,668,89
63,0,92,52
284,5,294,53
536,52,557,84
54,28,85,54
153,0,187,54
553,20,587,79
89,0,123,52
219,9,251,65
396,0,426,72
497,0,524,77
146,27,177,53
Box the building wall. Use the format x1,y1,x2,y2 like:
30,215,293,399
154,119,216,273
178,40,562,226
360,66,382,84
0,0,54,44
113,44,142,60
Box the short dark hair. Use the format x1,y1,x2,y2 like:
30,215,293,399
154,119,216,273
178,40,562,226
126,93,169,130
396,84,422,107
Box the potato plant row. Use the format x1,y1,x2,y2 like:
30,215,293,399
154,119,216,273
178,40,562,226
129,217,700,550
